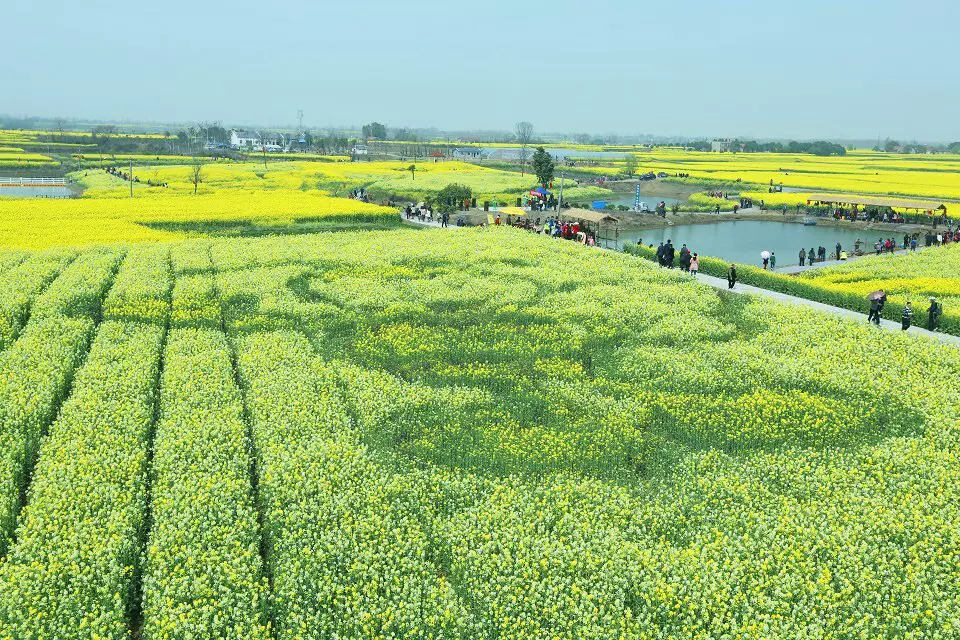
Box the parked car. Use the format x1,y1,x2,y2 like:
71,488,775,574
640,172,656,180
636,202,650,212
657,171,669,178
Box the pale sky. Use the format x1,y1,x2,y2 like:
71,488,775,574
4,0,958,141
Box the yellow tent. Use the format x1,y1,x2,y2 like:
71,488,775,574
499,206,527,217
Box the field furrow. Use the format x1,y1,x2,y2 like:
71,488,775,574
234,330,473,639
0,248,124,553
0,252,25,278
0,321,166,639
0,249,75,351
140,314,269,636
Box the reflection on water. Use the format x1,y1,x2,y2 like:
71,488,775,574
619,220,883,267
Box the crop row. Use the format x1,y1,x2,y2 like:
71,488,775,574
103,245,172,324
0,249,75,351
0,321,165,639
29,247,124,321
235,330,472,638
0,248,128,550
141,327,269,638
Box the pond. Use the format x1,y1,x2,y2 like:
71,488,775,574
608,193,682,210
619,220,881,267
0,185,72,198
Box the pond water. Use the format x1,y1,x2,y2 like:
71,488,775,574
608,193,682,210
619,220,879,267
0,186,72,198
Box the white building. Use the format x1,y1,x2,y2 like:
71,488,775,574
452,146,484,159
230,130,284,152
351,144,369,155
711,138,734,152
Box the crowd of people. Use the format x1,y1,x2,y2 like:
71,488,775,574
824,206,953,228
481,215,602,246
640,239,701,275
403,203,452,227
104,166,168,188
868,290,943,332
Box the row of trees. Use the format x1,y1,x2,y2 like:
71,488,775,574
678,139,847,156
875,139,960,154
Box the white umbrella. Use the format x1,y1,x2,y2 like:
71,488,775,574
760,250,771,260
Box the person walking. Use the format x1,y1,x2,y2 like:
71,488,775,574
868,296,882,326
665,240,676,268
867,289,886,326
928,297,942,331
690,253,700,277
679,248,691,272
770,252,776,270
727,263,737,289
656,242,665,266
441,211,449,228
901,302,914,330
835,242,842,261
799,248,806,266
810,246,816,264
762,253,769,270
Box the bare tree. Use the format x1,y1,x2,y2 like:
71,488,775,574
190,159,204,195
515,121,534,176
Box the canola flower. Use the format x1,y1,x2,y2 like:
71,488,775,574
141,326,270,639
0,321,165,639
0,228,954,637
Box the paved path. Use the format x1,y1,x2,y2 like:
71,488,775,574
401,216,457,230
693,272,960,347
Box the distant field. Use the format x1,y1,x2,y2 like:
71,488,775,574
634,149,960,202
0,190,396,249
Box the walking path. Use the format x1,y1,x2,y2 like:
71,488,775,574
693,272,960,347
401,216,456,230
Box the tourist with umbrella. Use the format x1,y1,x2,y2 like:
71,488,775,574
761,250,770,270
867,289,886,326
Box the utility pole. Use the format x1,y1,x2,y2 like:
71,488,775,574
298,109,304,132
129,160,133,198
557,169,564,213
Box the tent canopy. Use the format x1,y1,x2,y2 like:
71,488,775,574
805,193,948,212
559,208,619,224
498,206,527,217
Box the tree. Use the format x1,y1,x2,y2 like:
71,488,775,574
515,121,534,175
190,159,204,195
434,183,472,214
531,147,555,188
623,154,638,177
393,128,417,142
408,164,416,181
362,122,387,140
